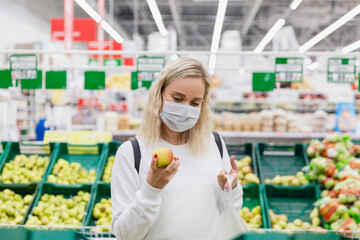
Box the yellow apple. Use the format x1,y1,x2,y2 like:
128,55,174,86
153,148,174,168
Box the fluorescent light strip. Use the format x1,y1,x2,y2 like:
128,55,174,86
308,61,319,70
146,0,168,35
208,53,216,70
342,40,360,54
254,19,285,54
101,20,124,43
299,4,360,53
210,0,229,54
74,0,101,23
290,0,303,10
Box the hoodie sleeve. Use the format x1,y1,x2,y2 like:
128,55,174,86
111,141,162,240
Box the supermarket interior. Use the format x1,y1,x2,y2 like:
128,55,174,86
2,0,360,239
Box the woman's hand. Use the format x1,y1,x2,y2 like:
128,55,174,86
217,156,239,190
146,154,180,189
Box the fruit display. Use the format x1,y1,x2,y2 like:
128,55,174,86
152,148,175,168
46,159,96,185
307,133,360,232
264,171,309,186
235,156,260,185
0,155,50,184
92,198,112,232
26,191,90,226
102,156,114,183
239,205,263,228
269,208,323,230
0,189,33,225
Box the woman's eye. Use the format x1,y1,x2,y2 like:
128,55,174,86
173,97,182,102
191,102,200,107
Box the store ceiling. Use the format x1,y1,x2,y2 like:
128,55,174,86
13,0,360,51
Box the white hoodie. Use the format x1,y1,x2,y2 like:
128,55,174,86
111,135,243,240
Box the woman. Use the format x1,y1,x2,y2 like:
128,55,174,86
111,57,243,240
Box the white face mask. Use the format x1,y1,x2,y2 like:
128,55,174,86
160,100,201,132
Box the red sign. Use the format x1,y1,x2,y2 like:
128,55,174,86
51,18,97,42
87,40,122,59
78,98,101,109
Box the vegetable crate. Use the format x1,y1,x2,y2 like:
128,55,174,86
0,142,55,187
98,141,121,185
256,143,309,183
43,143,107,187
227,143,259,178
263,184,321,227
241,184,269,228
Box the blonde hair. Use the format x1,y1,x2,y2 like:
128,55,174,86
138,57,212,155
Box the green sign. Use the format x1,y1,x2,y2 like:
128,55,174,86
131,71,138,90
252,72,275,92
0,70,13,89
137,56,165,84
275,57,303,82
46,71,67,89
84,71,105,90
104,59,122,66
9,54,37,80
327,58,356,83
21,70,42,89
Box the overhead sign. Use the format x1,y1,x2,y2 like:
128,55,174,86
328,58,356,83
51,18,97,42
252,72,275,92
87,40,122,59
9,54,37,80
137,56,165,82
275,57,303,82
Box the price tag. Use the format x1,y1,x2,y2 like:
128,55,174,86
136,56,165,85
275,57,303,82
9,54,37,80
327,58,356,83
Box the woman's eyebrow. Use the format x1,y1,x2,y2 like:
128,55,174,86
171,91,185,97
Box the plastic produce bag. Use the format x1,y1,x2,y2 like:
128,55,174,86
319,197,348,223
208,177,248,240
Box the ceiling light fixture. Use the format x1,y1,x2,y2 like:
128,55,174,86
290,0,303,10
210,0,228,54
307,61,319,70
342,40,360,54
146,0,168,35
101,20,124,43
208,53,217,71
299,4,360,53
74,0,101,23
254,19,285,54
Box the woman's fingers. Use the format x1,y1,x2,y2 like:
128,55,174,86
217,170,228,190
230,155,238,172
150,154,158,169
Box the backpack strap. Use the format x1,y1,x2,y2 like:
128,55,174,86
130,138,141,174
213,131,223,159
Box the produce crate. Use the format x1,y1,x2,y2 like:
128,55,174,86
0,183,39,225
233,232,290,240
85,183,113,238
43,143,107,186
242,184,268,228
256,143,309,183
26,183,95,226
227,143,259,177
0,142,55,187
0,227,29,240
263,184,321,228
98,141,121,185
292,232,340,240
29,229,85,240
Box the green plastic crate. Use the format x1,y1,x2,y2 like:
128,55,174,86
43,143,107,186
242,184,268,228
256,143,309,183
0,183,39,225
0,142,9,163
292,232,340,240
26,183,95,226
98,141,121,184
85,183,113,238
227,143,259,180
233,232,290,240
29,229,83,240
0,142,55,187
0,227,29,240
264,184,321,228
